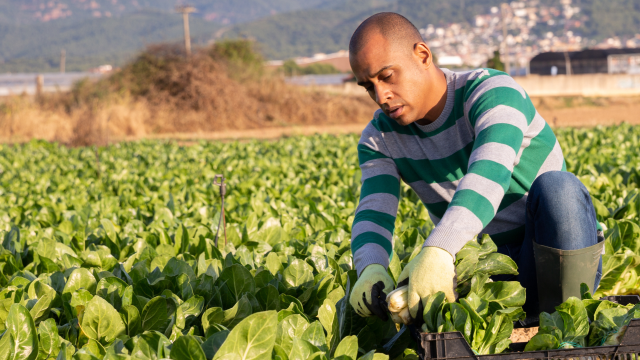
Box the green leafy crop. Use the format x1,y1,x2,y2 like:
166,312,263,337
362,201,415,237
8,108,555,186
421,235,525,355
525,284,640,351
0,125,640,359
0,136,429,360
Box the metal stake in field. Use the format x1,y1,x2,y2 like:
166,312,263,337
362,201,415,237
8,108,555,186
213,174,227,248
177,5,196,56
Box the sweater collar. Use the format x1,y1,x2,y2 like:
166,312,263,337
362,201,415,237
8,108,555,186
414,68,455,133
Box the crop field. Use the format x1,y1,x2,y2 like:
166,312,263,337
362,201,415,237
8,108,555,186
0,124,639,360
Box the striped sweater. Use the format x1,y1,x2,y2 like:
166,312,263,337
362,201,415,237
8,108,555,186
351,68,566,276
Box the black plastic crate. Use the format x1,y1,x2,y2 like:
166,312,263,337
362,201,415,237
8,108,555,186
600,295,640,306
415,296,640,360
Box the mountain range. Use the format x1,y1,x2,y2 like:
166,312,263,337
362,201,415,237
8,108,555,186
0,0,638,72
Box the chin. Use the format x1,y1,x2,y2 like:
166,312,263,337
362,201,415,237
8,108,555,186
392,116,415,127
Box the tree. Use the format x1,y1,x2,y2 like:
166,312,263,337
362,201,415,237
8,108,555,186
281,59,340,76
486,50,505,72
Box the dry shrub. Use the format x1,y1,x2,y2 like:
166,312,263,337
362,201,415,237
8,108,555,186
0,42,376,146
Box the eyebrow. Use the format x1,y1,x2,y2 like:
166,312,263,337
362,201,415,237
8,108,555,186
357,65,393,86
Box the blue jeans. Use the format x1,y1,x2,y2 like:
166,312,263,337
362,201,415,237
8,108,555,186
494,171,603,319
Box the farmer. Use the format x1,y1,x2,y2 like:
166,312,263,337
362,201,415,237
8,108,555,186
348,12,604,326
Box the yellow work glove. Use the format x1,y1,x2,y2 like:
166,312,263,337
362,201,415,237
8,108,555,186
397,246,457,321
349,264,395,321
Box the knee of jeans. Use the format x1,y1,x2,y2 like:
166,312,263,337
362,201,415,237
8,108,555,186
530,171,587,203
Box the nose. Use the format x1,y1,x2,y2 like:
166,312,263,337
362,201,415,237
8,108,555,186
374,84,392,106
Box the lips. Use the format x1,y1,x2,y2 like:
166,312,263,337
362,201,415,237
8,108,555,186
387,105,404,119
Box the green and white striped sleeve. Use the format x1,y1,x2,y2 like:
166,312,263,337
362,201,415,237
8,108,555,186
424,72,535,256
351,122,400,276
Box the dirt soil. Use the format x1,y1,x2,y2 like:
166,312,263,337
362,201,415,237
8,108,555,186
111,123,369,143
2,82,639,144
125,95,640,143
531,96,640,128
510,327,539,343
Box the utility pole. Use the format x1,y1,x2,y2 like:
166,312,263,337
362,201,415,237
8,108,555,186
177,5,196,56
35,74,44,97
563,51,572,76
60,49,66,73
501,3,511,75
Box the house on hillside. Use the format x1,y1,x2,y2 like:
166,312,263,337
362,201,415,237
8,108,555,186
266,50,351,73
529,48,640,75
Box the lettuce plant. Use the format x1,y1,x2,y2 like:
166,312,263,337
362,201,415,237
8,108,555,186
0,126,640,359
421,235,526,355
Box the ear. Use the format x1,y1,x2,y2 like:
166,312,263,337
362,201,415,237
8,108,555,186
413,43,433,69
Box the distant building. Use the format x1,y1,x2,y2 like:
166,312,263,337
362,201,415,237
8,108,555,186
266,50,351,73
89,65,113,74
529,48,640,75
437,56,464,67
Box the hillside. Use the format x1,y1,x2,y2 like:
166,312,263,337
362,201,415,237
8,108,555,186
0,0,344,72
0,0,335,26
228,0,640,59
0,0,639,72
224,0,503,59
0,9,222,73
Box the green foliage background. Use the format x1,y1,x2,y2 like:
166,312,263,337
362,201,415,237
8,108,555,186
486,51,505,72
282,60,342,76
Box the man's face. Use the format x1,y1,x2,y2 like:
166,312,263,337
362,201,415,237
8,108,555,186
350,32,431,126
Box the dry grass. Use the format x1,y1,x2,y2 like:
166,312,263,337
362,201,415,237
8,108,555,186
530,95,640,110
0,43,376,146
531,95,640,128
4,44,637,147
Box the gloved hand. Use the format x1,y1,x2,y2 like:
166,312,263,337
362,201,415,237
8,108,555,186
349,264,395,321
397,246,457,321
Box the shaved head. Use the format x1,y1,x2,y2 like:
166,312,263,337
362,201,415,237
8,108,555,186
349,12,423,56
348,12,447,127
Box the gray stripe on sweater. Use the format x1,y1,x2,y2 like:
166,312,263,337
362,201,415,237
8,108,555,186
515,112,547,166
428,211,441,226
464,75,527,117
408,180,459,204
417,69,457,132
359,123,391,157
374,108,384,120
423,205,484,256
469,142,517,171
351,221,392,242
354,243,390,276
456,173,504,213
482,194,528,234
360,158,400,182
457,69,492,88
536,141,565,177
356,193,399,217
382,116,474,161
474,105,528,136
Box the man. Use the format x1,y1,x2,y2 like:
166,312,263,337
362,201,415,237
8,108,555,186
348,12,604,326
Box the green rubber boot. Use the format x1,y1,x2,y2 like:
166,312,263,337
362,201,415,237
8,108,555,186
533,240,604,314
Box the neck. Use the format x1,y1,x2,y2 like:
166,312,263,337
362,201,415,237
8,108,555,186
415,68,448,126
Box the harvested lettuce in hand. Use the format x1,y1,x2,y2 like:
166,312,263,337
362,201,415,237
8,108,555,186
421,235,525,355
